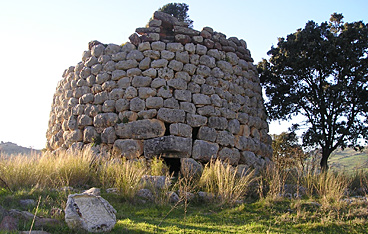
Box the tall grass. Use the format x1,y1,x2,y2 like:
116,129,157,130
199,159,255,205
99,158,147,199
0,150,96,190
303,170,350,207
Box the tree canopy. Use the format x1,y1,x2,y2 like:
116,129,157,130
258,13,368,171
158,3,193,28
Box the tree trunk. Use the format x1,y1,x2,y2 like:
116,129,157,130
320,150,329,172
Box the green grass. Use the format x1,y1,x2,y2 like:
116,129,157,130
329,147,368,172
0,149,367,233
0,188,367,233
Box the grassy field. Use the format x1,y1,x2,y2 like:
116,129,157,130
329,147,368,172
0,188,367,234
0,148,367,233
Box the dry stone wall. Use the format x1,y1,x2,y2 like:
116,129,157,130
46,11,272,170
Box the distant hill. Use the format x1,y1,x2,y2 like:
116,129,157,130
329,147,368,172
0,141,41,156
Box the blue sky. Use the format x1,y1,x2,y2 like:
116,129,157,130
1,0,367,149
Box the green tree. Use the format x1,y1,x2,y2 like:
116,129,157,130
158,3,193,27
258,13,368,171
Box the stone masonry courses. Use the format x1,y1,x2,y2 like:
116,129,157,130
46,11,273,172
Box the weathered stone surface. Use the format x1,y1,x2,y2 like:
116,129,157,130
157,108,185,123
132,76,152,87
173,26,200,36
192,140,219,162
138,109,157,119
65,193,116,232
129,33,141,46
127,50,144,61
154,11,180,27
167,78,187,90
218,147,240,165
180,158,203,178
186,114,207,127
0,216,18,231
130,97,145,112
136,188,154,201
113,139,143,159
169,123,192,137
175,34,191,44
192,94,211,105
168,60,183,71
208,116,228,130
115,59,139,70
228,119,241,135
174,89,191,102
101,127,116,144
144,136,192,158
197,126,217,142
115,119,165,139
151,59,169,68
146,97,164,109
180,102,196,114
138,86,156,99
167,43,184,52
94,113,118,129
216,130,235,146
136,27,160,35
141,175,171,189
200,55,216,68
149,19,162,27
164,98,179,109
151,41,166,51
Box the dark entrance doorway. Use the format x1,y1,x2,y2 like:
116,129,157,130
162,157,181,176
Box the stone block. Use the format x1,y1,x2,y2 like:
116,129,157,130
208,116,228,130
94,113,118,129
113,139,143,159
216,131,235,146
163,97,179,109
146,97,164,109
180,158,203,178
115,119,165,139
174,89,191,102
65,193,116,232
132,76,152,87
218,147,240,165
167,78,187,90
129,97,145,112
157,108,185,123
101,127,116,144
180,102,196,114
192,140,219,162
169,123,192,138
186,113,207,127
197,126,217,142
144,136,192,158
192,93,211,105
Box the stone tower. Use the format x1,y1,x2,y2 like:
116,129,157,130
46,11,272,172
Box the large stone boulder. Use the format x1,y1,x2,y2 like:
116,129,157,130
65,192,116,232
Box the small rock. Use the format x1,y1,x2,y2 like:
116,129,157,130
141,175,171,189
136,189,154,201
83,187,101,196
168,192,180,203
106,188,119,194
65,193,116,232
0,216,18,231
129,33,141,46
20,199,36,207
